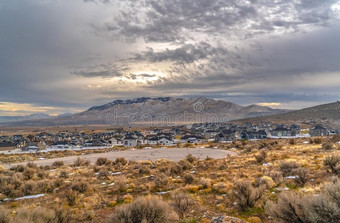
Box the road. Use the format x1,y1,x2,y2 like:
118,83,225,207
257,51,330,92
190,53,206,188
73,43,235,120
3,147,237,168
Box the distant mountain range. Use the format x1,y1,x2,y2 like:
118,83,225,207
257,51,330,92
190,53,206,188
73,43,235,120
0,97,290,126
0,113,51,123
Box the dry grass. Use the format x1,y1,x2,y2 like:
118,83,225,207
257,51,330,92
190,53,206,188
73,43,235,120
0,137,339,222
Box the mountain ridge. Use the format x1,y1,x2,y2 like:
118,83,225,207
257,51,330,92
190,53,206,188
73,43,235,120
0,97,290,126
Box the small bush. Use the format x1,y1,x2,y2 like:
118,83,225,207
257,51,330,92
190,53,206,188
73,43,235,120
199,178,211,189
292,167,309,187
71,182,90,193
322,141,334,150
108,196,176,223
185,154,198,163
96,157,111,166
178,160,192,170
266,179,340,222
172,193,193,219
324,155,340,174
74,157,90,166
23,167,35,180
170,164,182,176
183,174,194,185
52,161,65,167
280,161,300,177
0,206,10,223
269,171,284,185
265,192,309,223
115,157,128,166
232,180,266,210
154,173,168,190
65,190,78,206
255,150,267,163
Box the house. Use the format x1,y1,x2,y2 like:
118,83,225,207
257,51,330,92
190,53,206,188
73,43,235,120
108,137,123,147
215,130,236,142
123,136,138,147
50,142,71,150
157,137,175,146
180,135,205,144
204,130,220,139
21,145,39,152
271,126,294,137
310,125,328,136
147,137,175,146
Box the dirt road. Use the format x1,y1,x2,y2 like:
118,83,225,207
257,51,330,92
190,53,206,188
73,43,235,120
4,147,237,168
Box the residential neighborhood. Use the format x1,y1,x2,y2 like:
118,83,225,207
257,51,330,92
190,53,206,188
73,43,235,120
0,122,338,153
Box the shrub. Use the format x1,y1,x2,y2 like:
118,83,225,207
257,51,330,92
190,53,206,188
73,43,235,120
137,165,150,176
26,162,37,169
232,180,266,210
96,157,111,166
108,196,175,223
10,165,24,172
265,192,309,223
289,139,296,145
172,193,193,219
115,177,128,192
59,170,68,178
0,206,10,223
185,154,198,163
65,190,78,206
154,173,168,190
199,178,211,189
71,182,90,193
178,160,192,170
293,167,309,187
52,161,65,167
115,157,128,166
73,157,90,166
269,171,284,185
324,155,340,174
12,206,72,223
98,168,110,180
322,141,334,150
266,179,340,223
280,161,300,177
258,176,275,189
22,181,37,195
23,167,35,180
255,150,267,163
14,207,55,223
170,164,182,176
313,138,322,144
183,174,194,185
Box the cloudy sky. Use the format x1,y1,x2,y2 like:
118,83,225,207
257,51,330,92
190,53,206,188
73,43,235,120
0,0,340,115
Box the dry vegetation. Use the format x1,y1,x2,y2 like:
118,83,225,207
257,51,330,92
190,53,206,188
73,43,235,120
1,136,340,222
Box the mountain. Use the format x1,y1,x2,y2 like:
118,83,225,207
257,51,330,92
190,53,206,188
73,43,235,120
0,113,51,123
0,97,289,126
239,101,340,124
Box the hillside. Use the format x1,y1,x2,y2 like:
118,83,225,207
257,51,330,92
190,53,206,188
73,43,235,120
0,97,289,126
239,101,340,124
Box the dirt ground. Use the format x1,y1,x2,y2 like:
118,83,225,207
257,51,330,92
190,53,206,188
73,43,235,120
3,147,237,168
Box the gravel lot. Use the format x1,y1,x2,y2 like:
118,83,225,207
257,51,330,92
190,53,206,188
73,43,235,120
4,147,237,168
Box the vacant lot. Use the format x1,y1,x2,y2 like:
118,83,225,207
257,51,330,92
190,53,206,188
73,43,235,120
4,147,236,168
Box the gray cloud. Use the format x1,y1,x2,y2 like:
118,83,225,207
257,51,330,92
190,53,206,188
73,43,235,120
133,42,229,64
93,0,338,43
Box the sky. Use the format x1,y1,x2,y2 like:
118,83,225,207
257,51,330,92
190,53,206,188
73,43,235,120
0,0,340,116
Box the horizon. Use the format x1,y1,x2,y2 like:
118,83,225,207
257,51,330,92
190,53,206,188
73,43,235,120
1,1,340,116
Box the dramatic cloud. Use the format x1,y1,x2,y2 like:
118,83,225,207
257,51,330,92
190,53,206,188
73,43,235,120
0,0,340,115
